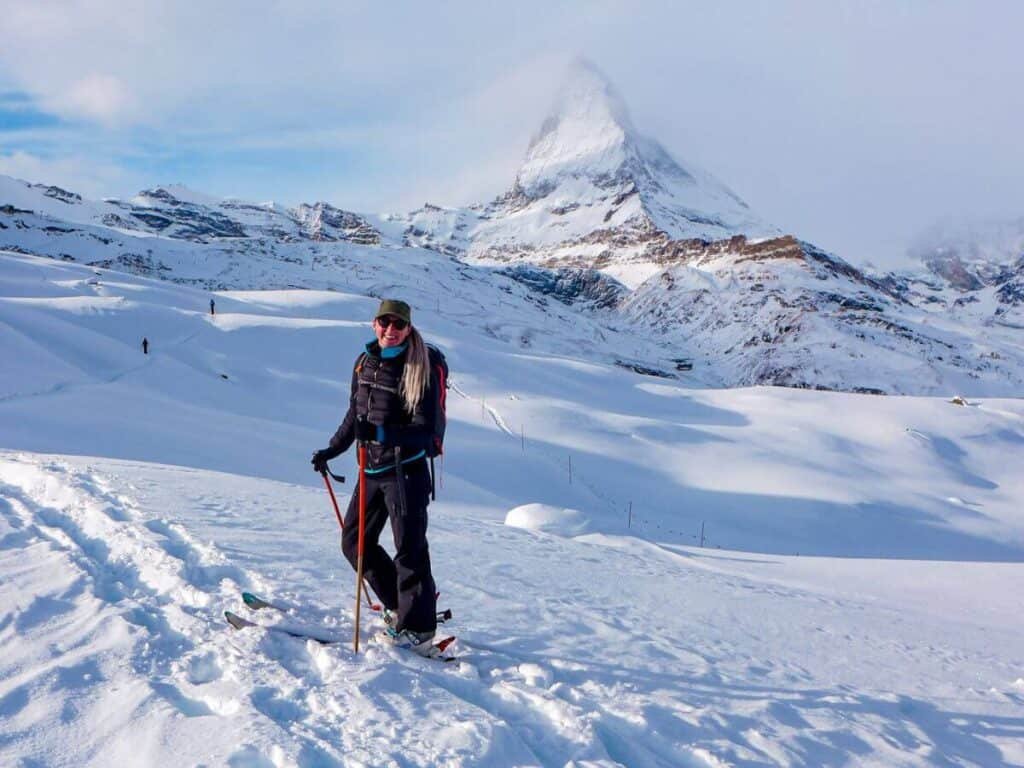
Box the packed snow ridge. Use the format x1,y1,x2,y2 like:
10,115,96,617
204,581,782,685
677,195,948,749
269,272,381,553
1,59,1022,396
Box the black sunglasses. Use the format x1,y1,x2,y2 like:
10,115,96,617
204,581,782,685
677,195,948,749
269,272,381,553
376,315,408,330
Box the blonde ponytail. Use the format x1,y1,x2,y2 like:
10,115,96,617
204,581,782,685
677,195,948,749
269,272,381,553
401,326,430,413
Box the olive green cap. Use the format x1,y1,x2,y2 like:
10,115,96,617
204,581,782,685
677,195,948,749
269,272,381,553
374,299,412,325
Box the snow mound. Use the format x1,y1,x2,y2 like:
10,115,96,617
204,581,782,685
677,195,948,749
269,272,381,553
504,503,590,537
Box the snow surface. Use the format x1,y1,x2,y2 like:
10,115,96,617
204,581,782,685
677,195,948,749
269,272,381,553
2,250,1023,766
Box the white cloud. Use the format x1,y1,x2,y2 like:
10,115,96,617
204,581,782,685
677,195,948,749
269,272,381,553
0,150,142,199
60,74,131,123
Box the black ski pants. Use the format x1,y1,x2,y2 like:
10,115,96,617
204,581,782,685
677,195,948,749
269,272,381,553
341,457,437,634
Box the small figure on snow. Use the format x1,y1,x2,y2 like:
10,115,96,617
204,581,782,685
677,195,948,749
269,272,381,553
312,299,448,656
210,298,216,315
142,337,149,355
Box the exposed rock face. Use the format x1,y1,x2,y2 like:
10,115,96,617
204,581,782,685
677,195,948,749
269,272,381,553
913,217,1024,291
401,204,474,257
498,265,626,310
293,202,381,245
996,278,1024,306
922,252,987,291
75,185,385,246
37,185,82,205
115,187,251,240
904,218,1024,329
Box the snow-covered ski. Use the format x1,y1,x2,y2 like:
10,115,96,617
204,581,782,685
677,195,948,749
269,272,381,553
224,610,344,644
225,608,459,661
241,590,453,624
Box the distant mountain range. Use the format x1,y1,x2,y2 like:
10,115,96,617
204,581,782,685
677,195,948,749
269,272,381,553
2,60,1022,396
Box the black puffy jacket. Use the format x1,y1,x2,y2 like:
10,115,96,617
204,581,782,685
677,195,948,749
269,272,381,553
328,341,436,470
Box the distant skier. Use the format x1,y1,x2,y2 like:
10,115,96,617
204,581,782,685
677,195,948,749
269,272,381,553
142,337,149,355
210,298,216,315
311,299,448,656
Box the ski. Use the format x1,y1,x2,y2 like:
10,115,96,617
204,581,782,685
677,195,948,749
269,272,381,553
241,590,453,624
225,609,459,661
241,591,286,611
224,610,343,644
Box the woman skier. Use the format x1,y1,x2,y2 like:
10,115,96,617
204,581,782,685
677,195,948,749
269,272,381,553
312,299,444,655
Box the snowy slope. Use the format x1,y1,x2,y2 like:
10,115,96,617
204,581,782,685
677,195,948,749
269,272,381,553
621,237,1024,396
5,173,1023,397
2,251,1024,766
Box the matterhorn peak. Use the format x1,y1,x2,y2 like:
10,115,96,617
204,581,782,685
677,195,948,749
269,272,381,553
541,58,635,140
477,57,773,268
516,59,637,195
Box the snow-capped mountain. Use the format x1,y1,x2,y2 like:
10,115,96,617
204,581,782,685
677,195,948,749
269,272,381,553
2,61,1022,396
457,59,775,288
911,216,1024,291
4,168,1022,396
901,217,1024,330
0,176,386,247
621,236,1024,394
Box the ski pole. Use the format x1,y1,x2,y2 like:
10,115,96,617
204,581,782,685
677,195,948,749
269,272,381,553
353,442,368,653
320,470,345,530
320,469,378,612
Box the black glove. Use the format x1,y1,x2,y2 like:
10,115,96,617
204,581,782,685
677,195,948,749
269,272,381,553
354,417,377,443
311,447,340,473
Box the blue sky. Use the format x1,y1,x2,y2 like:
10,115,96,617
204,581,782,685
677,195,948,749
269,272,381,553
1,1,1022,269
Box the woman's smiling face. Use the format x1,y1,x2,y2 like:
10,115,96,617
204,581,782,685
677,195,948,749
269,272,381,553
374,315,411,348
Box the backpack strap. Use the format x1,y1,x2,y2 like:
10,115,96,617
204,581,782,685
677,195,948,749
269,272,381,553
435,361,447,422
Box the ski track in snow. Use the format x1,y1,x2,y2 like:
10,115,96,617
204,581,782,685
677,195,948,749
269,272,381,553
0,455,713,766
2,453,1021,766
